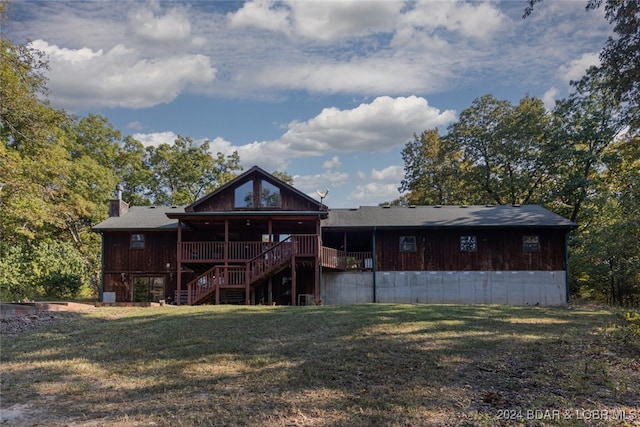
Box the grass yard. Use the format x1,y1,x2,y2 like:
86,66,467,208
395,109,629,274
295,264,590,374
1,304,638,426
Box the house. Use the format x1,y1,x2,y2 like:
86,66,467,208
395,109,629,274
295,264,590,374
92,166,577,306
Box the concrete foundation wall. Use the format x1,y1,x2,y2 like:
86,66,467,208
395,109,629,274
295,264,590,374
322,271,567,306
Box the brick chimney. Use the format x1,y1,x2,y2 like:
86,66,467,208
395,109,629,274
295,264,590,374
109,184,129,217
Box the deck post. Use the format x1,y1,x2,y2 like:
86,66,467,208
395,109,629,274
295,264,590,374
177,220,182,305
291,251,297,306
315,223,321,305
224,219,229,263
245,263,250,305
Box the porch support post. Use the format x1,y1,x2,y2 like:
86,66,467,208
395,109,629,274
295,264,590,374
224,219,229,264
268,277,273,305
215,271,220,305
291,250,297,306
245,263,250,305
314,220,320,305
177,219,182,305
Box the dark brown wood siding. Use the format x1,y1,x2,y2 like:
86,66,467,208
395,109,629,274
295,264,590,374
375,228,566,271
102,231,178,301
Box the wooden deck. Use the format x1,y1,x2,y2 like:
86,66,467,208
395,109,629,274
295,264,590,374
181,234,372,305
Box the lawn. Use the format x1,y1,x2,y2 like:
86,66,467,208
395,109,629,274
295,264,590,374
1,304,638,426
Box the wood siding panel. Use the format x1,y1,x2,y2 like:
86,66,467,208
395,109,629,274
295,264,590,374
102,231,178,301
376,228,566,272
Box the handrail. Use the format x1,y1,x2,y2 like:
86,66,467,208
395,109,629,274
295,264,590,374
246,237,294,284
246,234,319,284
186,265,246,305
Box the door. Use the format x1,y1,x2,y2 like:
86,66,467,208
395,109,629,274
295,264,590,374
133,276,165,302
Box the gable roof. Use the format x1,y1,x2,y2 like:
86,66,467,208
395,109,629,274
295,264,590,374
185,165,323,212
322,205,577,229
92,206,182,231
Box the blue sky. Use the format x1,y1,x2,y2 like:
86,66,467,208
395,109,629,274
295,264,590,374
6,0,610,207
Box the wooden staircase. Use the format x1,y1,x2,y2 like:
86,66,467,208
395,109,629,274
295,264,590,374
186,236,299,305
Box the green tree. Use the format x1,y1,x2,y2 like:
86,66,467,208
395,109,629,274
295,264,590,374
524,0,639,132
571,135,640,305
399,129,467,205
547,67,626,223
272,171,294,185
147,136,241,205
445,95,552,205
0,240,89,300
0,39,70,243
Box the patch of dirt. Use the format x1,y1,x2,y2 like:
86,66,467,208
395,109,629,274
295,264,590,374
0,404,43,427
0,311,65,336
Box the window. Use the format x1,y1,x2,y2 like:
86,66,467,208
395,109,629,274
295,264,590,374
130,234,145,249
234,180,282,208
460,235,477,252
399,236,417,252
260,180,281,207
234,181,254,208
523,235,540,252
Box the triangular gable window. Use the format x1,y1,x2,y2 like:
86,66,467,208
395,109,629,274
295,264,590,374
234,179,281,209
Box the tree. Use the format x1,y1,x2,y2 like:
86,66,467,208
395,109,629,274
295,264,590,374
146,136,242,205
0,5,70,244
524,0,639,132
445,95,552,205
399,129,467,205
547,67,626,222
272,171,294,185
118,136,154,206
571,134,640,305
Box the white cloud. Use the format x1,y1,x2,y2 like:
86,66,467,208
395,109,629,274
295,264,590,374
559,52,600,83
542,87,560,111
322,156,342,170
206,136,235,154
278,96,456,154
288,0,401,41
129,7,192,42
346,165,406,205
227,0,291,34
235,141,291,173
398,0,507,41
226,0,400,41
293,171,350,193
350,182,403,205
29,40,217,110
132,131,178,147
370,165,404,181
256,58,438,95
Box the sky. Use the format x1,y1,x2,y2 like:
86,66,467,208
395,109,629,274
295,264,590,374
5,0,611,208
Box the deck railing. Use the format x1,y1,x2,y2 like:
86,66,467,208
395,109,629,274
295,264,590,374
186,265,246,305
181,241,273,262
321,247,373,270
180,236,319,263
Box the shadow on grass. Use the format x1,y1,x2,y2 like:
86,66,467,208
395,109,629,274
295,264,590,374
1,304,635,426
